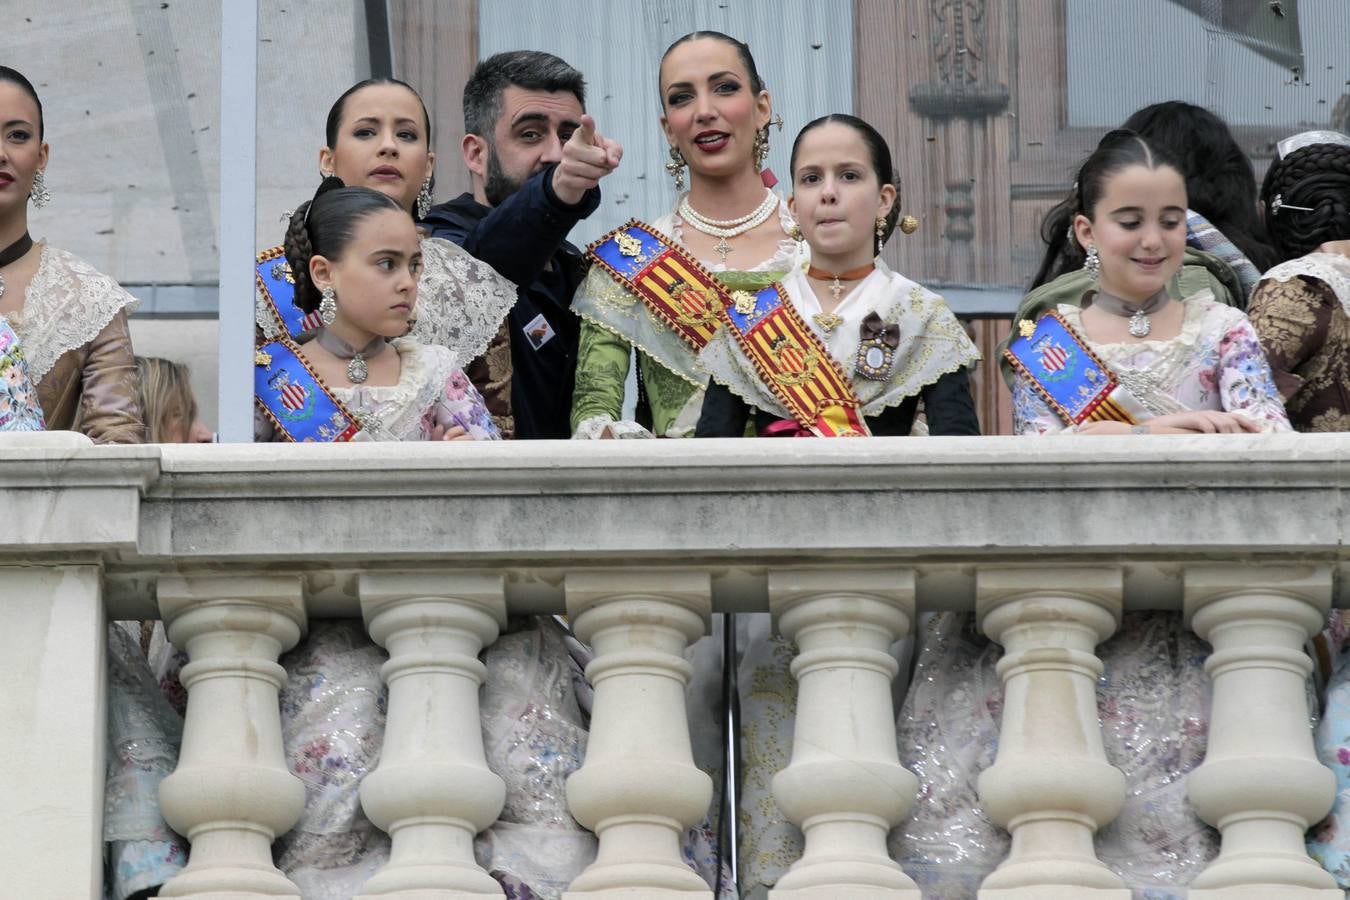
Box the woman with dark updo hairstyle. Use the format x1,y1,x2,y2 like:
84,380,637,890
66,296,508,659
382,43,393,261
0,66,144,443
1246,131,1350,435
570,30,804,440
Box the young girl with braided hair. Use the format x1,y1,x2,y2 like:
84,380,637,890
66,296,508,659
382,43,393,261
1247,132,1350,433
254,178,500,442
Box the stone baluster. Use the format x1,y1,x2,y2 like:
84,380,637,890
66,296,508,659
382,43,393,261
356,571,508,898
1184,565,1340,898
975,567,1129,899
563,570,713,899
768,569,922,899
156,574,307,898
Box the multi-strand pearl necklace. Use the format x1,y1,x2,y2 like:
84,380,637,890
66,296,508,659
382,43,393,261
679,189,778,264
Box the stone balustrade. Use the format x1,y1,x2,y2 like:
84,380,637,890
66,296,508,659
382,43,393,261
4,432,1350,899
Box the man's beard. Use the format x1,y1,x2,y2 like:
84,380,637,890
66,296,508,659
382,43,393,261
483,146,526,207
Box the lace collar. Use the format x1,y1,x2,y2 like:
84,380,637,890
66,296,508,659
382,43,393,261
7,243,139,382
331,339,453,440
1261,252,1350,317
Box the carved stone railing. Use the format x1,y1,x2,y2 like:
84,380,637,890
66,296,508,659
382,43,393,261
3,432,1350,899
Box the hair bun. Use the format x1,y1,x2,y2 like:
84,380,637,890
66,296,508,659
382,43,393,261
316,174,347,199
303,175,348,226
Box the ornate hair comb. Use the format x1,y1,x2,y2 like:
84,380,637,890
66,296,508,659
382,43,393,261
1276,130,1350,160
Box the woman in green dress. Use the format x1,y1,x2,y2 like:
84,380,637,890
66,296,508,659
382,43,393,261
569,30,804,438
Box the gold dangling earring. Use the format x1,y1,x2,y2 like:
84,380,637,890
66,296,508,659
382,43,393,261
788,223,803,242
666,145,687,192
894,179,918,235
875,217,886,256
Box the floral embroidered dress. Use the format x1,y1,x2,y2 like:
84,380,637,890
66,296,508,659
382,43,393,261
1012,291,1291,433
0,317,44,432
331,340,499,441
105,623,189,900
896,289,1290,898
1257,256,1350,882
255,340,500,443
566,199,809,895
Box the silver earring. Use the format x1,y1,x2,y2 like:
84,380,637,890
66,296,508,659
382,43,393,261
30,170,51,209
1084,245,1100,281
319,286,337,326
666,145,687,192
416,178,433,219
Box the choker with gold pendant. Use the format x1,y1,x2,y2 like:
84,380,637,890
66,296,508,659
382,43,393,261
806,262,875,334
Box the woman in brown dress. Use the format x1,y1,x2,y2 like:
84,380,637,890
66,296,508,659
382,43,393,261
0,66,142,443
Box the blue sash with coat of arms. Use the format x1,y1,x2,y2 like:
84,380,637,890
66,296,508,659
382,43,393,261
1004,311,1150,426
254,339,361,442
257,245,324,339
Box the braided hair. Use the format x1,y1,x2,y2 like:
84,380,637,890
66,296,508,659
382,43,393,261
282,176,406,313
1031,129,1184,289
1261,141,1350,261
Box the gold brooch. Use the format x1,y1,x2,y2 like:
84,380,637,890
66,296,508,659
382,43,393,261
732,290,758,315
1018,319,1036,338
616,231,644,259
812,312,843,335
254,349,273,368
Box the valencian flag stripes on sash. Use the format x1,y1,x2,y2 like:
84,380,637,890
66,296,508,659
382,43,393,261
255,339,361,442
257,246,325,339
1003,311,1151,426
718,282,870,437
587,219,725,351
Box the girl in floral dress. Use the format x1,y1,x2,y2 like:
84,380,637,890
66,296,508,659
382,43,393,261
893,130,1290,898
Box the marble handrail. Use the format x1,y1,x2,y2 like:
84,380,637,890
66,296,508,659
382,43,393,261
4,434,1350,898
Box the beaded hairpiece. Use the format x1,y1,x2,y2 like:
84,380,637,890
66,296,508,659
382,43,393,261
1276,130,1350,160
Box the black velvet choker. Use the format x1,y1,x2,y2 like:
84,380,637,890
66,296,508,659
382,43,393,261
0,231,34,300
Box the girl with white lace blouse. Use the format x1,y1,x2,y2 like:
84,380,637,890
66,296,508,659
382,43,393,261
255,179,500,443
